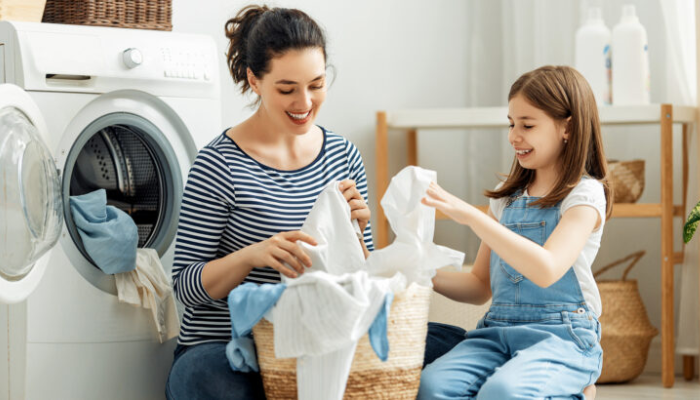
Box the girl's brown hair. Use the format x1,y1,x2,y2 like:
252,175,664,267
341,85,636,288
485,65,612,218
224,5,327,95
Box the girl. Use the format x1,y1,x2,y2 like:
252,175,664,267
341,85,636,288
165,5,373,399
419,65,610,399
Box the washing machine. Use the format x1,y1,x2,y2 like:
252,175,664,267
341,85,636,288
0,21,221,400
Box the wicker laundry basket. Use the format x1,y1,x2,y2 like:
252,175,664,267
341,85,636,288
42,0,172,31
252,283,431,399
608,159,645,203
594,251,658,383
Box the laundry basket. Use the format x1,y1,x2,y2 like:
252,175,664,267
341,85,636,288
594,251,658,383
252,283,431,399
42,0,172,31
608,159,645,203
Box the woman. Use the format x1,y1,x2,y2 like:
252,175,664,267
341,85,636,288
165,5,372,399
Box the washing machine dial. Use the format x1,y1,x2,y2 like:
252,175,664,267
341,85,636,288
122,48,143,69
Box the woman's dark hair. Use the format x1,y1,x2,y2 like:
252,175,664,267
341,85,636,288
225,5,327,94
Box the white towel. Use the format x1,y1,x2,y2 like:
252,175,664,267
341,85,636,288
115,248,180,343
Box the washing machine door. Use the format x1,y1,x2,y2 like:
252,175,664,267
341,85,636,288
0,84,63,304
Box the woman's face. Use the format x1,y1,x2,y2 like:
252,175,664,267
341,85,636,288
250,47,327,135
507,94,568,173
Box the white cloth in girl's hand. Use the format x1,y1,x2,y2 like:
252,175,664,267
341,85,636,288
366,166,465,285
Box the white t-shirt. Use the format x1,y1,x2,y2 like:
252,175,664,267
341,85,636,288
488,178,606,317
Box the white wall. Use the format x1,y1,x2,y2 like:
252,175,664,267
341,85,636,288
172,0,691,374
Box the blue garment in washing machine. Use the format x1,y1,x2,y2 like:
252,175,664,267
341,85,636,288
69,189,138,274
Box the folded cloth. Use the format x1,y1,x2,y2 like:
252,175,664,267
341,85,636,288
226,282,287,372
69,189,138,274
115,249,179,343
366,166,465,285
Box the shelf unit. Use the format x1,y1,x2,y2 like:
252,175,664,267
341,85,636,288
375,104,696,388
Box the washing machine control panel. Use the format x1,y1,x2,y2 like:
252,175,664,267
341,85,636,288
122,48,143,69
160,47,212,81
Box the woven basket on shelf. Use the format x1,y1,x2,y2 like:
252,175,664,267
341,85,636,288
594,251,658,383
608,159,645,203
0,0,47,22
42,0,172,31
252,283,431,399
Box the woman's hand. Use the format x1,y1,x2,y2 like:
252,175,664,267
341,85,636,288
339,179,370,233
421,182,475,226
244,231,317,278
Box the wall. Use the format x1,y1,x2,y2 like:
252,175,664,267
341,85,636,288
171,0,692,375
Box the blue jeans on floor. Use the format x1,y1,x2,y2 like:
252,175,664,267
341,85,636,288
166,322,466,399
166,342,266,400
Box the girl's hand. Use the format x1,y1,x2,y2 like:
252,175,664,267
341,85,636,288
244,231,317,278
421,182,475,226
339,179,370,233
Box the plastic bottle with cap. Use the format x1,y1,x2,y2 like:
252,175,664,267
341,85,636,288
611,4,650,105
575,7,611,106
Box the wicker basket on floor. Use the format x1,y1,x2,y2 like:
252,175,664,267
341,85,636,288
594,251,658,383
252,283,431,399
608,159,645,203
42,0,172,31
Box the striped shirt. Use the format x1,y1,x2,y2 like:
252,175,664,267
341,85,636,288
172,128,374,346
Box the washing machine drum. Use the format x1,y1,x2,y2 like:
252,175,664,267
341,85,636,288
69,125,163,248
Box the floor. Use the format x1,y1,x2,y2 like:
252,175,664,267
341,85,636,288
597,374,700,399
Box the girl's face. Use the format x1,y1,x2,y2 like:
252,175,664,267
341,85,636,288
249,47,327,135
507,94,569,174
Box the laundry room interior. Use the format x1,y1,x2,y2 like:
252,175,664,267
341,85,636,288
1,0,700,399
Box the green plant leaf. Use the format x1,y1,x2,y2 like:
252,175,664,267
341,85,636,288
684,199,700,243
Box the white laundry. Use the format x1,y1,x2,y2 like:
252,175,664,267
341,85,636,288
273,270,403,400
273,270,403,358
265,168,463,400
295,181,366,276
366,166,465,285
115,248,179,343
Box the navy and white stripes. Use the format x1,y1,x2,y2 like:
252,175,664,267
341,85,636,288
172,128,373,346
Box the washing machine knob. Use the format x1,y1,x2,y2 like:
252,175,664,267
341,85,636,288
122,48,143,69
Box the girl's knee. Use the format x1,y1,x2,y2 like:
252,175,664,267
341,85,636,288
476,374,518,400
417,366,448,399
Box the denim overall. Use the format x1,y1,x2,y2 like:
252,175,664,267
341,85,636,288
419,194,603,400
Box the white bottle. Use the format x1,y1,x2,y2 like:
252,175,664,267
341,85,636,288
611,5,650,105
575,7,611,106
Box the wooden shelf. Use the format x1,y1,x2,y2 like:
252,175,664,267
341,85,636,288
383,104,696,129
375,103,696,388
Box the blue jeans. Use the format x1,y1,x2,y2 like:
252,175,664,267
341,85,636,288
166,322,465,399
166,342,266,400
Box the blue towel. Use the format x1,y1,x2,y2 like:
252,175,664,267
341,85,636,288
368,292,393,361
69,189,138,274
226,282,287,372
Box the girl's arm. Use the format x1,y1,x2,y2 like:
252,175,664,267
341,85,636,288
432,236,492,305
423,182,599,288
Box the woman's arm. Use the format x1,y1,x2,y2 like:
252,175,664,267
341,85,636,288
201,230,316,299
423,182,599,288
